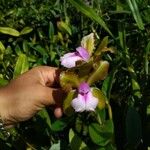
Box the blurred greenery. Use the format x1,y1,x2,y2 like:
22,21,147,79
0,0,150,149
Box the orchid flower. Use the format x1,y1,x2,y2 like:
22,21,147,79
71,82,98,112
60,47,90,68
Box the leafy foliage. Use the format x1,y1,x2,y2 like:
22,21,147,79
0,0,150,149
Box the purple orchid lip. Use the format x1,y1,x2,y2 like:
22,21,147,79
78,82,90,94
76,47,90,61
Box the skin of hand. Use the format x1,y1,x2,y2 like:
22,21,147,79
0,66,65,127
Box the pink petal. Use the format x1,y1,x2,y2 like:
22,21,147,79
76,47,90,61
71,94,86,112
78,82,90,94
60,52,82,68
85,91,98,111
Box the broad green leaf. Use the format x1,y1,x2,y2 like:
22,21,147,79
70,129,88,150
51,117,73,132
89,120,114,146
126,107,142,148
0,27,20,36
49,141,60,150
63,90,75,115
13,54,29,78
60,71,80,91
0,41,5,60
57,21,72,35
81,33,94,55
0,41,5,53
68,0,113,37
20,27,33,35
92,88,106,110
127,0,144,30
23,40,29,53
87,61,109,85
37,108,51,129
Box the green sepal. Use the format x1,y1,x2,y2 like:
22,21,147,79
63,90,76,116
92,88,106,110
81,33,94,55
60,71,80,91
87,61,109,85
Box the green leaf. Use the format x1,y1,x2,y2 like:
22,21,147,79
13,54,29,78
37,108,51,129
0,78,8,86
126,107,142,148
57,21,72,35
49,22,54,42
63,90,75,115
102,69,117,99
20,27,33,35
51,117,73,132
0,27,20,36
49,141,60,150
0,41,5,53
87,61,109,85
89,120,114,146
68,0,113,37
69,129,88,150
127,0,144,30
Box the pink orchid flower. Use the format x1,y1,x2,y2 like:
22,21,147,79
60,47,90,68
71,82,98,112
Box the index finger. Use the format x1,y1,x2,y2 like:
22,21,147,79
35,66,61,87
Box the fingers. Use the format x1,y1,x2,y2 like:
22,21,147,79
41,87,65,106
35,66,61,87
54,106,63,118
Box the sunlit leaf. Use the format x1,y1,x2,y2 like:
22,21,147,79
0,78,8,86
0,27,20,36
57,21,72,35
13,54,29,78
20,27,33,35
0,41,5,53
49,141,60,150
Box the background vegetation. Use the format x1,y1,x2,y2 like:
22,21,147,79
0,0,150,149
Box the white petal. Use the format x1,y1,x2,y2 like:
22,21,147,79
60,53,82,68
85,91,98,111
71,94,86,112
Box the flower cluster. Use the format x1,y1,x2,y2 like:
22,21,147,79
60,33,110,113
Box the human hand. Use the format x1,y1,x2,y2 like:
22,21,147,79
0,66,65,126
